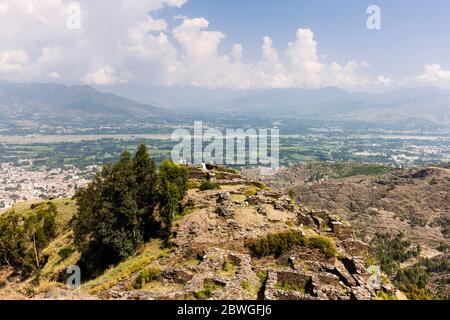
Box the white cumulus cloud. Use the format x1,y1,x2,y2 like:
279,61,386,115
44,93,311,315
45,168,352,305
0,49,29,74
416,64,450,82
83,65,123,85
0,0,447,91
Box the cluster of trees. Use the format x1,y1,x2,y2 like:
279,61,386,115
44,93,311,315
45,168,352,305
395,265,433,300
371,232,421,276
371,232,435,299
419,257,449,273
0,203,57,275
72,144,188,277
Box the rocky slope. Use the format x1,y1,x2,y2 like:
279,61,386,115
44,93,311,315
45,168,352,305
0,166,398,300
248,164,450,298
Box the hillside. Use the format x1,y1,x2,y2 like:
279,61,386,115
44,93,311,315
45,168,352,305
250,163,450,298
0,166,400,300
0,82,168,123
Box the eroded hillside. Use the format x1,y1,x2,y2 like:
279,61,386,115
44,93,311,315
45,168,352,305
0,166,398,300
249,164,450,299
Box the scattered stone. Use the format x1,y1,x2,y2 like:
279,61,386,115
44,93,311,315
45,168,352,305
256,205,266,215
216,192,234,218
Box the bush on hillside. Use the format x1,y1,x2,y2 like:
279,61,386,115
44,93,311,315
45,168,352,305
246,230,337,259
199,180,220,191
133,266,161,289
308,235,337,258
0,203,57,275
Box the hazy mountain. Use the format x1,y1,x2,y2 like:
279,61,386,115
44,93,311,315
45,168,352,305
1,82,449,129
0,82,166,121
108,84,252,110
111,85,450,127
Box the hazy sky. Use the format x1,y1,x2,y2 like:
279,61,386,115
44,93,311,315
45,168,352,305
0,0,449,91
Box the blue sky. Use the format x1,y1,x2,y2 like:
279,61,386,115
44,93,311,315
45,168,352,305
160,0,450,78
0,0,449,91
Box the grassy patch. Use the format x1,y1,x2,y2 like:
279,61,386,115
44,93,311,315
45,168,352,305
173,207,197,223
221,260,236,276
82,239,169,294
244,187,257,197
133,266,161,289
246,230,336,258
241,280,251,291
308,235,337,258
178,258,202,268
230,194,246,202
375,290,396,300
288,189,296,200
199,180,220,191
276,281,305,293
195,282,226,300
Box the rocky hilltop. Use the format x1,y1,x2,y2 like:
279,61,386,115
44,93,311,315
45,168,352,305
0,165,397,300
248,164,450,299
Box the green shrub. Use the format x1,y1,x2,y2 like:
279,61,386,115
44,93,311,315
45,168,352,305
276,281,305,293
246,230,308,257
222,260,234,273
245,188,257,197
288,189,296,200
246,231,337,258
376,291,396,300
308,235,337,258
419,257,449,273
199,180,220,191
58,247,75,260
133,266,161,289
195,287,213,300
241,280,250,291
257,271,268,283
194,282,225,300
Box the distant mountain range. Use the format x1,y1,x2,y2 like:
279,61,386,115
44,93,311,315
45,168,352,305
113,85,450,128
0,81,165,122
0,81,449,129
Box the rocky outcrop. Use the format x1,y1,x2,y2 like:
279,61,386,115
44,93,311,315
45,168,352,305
6,165,401,301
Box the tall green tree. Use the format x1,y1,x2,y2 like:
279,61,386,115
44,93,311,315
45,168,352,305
133,144,158,239
74,151,142,276
72,144,189,278
158,160,189,235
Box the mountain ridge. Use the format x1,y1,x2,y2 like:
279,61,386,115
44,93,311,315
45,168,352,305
1,81,449,129
105,84,450,128
0,81,168,121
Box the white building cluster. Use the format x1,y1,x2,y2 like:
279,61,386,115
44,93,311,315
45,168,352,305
0,162,97,211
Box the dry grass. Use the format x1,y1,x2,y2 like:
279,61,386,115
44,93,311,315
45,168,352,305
82,239,170,294
140,280,183,294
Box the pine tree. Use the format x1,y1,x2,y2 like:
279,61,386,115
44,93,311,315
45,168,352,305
133,144,158,239
158,160,188,235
